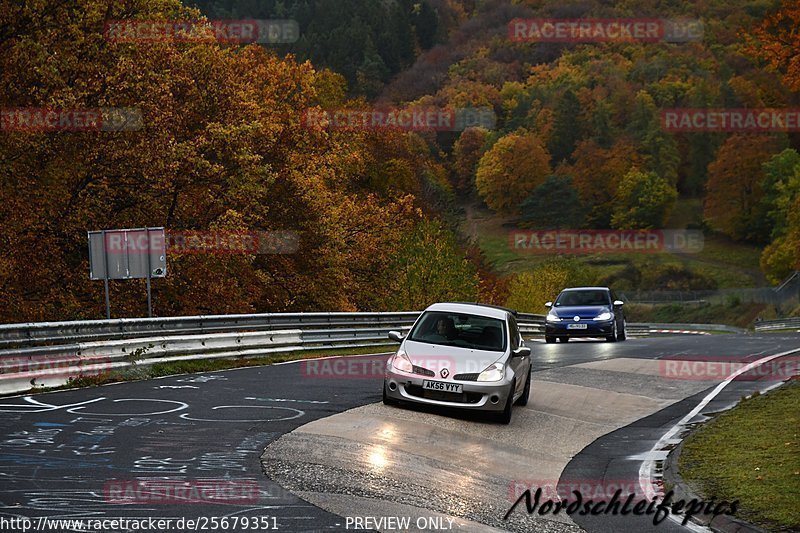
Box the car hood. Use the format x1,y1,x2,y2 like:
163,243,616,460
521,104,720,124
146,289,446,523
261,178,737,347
401,339,506,376
551,305,609,319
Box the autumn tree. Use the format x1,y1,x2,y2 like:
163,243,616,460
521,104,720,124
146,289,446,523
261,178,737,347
611,169,678,229
0,0,455,321
567,139,642,228
452,127,489,195
475,130,551,216
704,135,786,242
742,0,800,91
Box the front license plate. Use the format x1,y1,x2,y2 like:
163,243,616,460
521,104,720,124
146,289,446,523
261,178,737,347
423,380,463,393
567,323,588,329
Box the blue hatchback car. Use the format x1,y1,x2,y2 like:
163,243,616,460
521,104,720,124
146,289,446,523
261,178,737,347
544,287,626,343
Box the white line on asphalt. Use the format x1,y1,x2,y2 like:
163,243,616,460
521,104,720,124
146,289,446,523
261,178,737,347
271,352,392,365
638,346,800,531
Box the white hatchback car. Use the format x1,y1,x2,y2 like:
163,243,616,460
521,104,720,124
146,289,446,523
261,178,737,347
383,302,531,424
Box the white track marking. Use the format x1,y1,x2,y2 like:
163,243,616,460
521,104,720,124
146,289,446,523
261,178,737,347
638,347,800,530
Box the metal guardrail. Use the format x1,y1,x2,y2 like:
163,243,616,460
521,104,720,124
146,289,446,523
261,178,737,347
0,312,421,349
0,311,739,395
754,317,800,331
645,323,748,334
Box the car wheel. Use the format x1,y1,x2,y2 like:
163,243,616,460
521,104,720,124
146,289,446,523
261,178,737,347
606,320,617,342
515,368,531,406
559,336,569,343
498,380,515,424
618,320,627,341
382,381,399,406
545,336,556,343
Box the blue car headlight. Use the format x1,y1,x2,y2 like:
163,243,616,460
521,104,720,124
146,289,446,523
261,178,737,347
546,313,561,322
594,311,612,321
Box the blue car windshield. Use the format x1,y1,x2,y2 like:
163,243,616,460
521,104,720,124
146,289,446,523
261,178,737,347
555,290,610,307
409,311,506,352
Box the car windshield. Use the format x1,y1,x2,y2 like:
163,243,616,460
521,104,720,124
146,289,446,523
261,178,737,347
555,290,610,307
409,311,506,352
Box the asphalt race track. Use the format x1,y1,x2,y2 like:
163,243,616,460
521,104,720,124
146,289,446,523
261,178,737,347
1,333,798,533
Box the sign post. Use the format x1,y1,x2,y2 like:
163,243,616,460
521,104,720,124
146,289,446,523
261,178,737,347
88,227,167,319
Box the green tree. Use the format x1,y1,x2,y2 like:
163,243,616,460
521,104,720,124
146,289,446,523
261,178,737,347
505,259,593,313
627,91,657,143
519,175,584,229
611,169,678,229
760,150,800,283
761,149,800,238
548,88,583,165
356,35,389,97
641,124,680,186
386,219,480,310
592,101,614,149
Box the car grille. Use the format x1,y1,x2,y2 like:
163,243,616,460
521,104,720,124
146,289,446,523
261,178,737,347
453,373,479,381
404,385,482,404
412,365,435,377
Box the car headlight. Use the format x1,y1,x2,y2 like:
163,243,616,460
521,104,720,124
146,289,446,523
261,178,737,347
477,362,505,382
546,313,561,322
390,349,413,373
594,311,612,321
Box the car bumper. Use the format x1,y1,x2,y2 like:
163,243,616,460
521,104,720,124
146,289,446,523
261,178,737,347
545,320,614,337
384,369,513,412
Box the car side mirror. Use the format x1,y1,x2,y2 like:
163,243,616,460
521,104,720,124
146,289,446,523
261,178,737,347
513,346,531,358
544,302,552,308
388,331,405,343
613,300,624,306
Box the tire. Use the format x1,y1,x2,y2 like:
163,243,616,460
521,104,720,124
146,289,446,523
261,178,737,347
545,336,556,344
559,336,569,343
515,368,531,406
618,320,627,341
382,381,399,406
606,320,617,342
497,380,515,424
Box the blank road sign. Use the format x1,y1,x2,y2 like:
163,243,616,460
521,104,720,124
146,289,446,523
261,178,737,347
88,228,166,280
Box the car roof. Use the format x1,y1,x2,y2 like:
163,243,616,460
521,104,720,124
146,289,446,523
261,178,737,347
425,302,510,320
560,287,611,292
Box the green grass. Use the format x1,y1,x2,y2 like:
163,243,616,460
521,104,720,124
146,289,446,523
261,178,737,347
665,198,703,228
626,302,770,328
679,382,800,530
693,235,763,273
480,218,762,286
25,345,394,395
